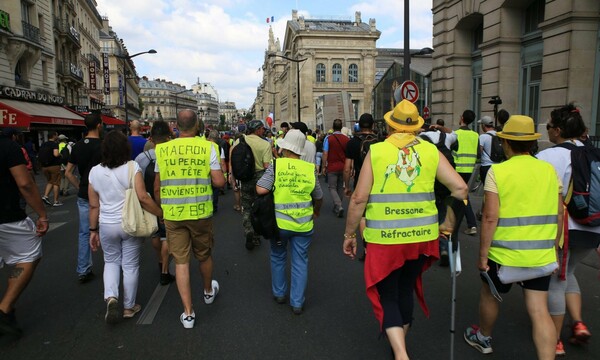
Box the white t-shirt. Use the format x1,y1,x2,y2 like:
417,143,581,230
537,140,600,234
89,161,141,225
419,130,457,149
479,130,497,167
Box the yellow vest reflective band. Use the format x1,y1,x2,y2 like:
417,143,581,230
489,155,558,267
273,158,315,232
155,137,213,221
364,139,439,245
453,129,479,173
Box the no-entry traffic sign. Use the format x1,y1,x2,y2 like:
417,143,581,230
400,80,419,103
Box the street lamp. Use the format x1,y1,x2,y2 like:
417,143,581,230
268,53,307,122
114,49,157,129
260,106,264,119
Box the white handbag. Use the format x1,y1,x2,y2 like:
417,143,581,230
121,161,158,237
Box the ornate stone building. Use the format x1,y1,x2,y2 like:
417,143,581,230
257,10,380,130
432,0,600,133
139,77,196,123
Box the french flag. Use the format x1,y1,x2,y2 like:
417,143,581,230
266,16,274,23
266,112,274,127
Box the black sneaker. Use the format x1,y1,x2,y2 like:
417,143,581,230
337,208,344,218
159,273,175,286
274,296,287,304
439,251,450,267
0,310,22,337
245,233,255,250
78,271,95,283
42,196,52,206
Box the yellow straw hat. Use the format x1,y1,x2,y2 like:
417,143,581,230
497,115,541,141
384,100,424,132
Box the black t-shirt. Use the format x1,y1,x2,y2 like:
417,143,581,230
69,137,102,200
0,136,28,224
41,140,62,167
345,136,363,187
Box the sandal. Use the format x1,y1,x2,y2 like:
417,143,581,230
123,304,142,319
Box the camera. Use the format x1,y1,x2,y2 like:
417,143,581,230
488,96,502,105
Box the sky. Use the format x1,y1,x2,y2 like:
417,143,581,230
95,0,433,110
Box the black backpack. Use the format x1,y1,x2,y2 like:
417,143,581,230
60,146,70,166
357,133,380,164
483,133,506,163
231,136,256,182
38,142,55,167
556,142,600,226
141,151,156,199
251,160,279,241
421,131,455,168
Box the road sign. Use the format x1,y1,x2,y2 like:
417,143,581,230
423,106,430,119
400,80,419,103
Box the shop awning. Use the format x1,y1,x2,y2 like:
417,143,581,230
101,115,125,126
0,99,85,129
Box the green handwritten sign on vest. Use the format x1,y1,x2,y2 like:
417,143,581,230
0,10,10,32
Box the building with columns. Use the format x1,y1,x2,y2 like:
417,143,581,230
432,0,600,134
257,10,380,130
139,77,196,123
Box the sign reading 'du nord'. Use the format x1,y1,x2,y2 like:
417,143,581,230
0,86,65,105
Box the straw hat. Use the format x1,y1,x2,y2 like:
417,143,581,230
277,129,306,156
497,115,541,141
384,100,424,132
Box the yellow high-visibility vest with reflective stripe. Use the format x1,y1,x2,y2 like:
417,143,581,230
489,155,558,267
453,129,479,173
273,158,315,232
155,137,213,221
363,139,439,245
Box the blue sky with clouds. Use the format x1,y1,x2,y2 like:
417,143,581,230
96,0,433,110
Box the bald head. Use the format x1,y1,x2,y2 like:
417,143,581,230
130,120,142,135
177,109,199,134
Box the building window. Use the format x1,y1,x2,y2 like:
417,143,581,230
332,63,342,83
521,63,542,124
473,23,483,51
348,64,358,82
352,100,359,120
42,60,48,83
524,0,545,35
21,1,31,23
316,63,326,82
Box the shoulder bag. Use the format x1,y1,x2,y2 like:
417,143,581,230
121,161,158,237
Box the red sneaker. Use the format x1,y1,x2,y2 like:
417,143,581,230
569,321,591,345
555,340,566,356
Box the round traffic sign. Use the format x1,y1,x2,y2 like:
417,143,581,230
400,81,419,103
423,106,430,119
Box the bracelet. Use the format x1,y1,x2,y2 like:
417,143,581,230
344,233,356,239
89,227,99,232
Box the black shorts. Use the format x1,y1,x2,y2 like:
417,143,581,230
480,258,551,293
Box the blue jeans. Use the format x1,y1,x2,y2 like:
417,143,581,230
270,229,313,308
77,197,93,275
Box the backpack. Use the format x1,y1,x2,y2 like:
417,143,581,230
38,142,54,167
483,133,506,163
251,160,279,241
357,133,380,165
557,142,600,226
421,131,455,168
231,136,256,182
60,146,70,166
142,151,156,199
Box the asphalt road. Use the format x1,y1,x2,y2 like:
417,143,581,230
1,176,599,359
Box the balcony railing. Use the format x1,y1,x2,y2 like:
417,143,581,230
87,53,101,66
21,21,40,44
53,18,80,47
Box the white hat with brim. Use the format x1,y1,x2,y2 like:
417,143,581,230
278,129,306,156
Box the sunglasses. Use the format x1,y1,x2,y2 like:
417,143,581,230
546,123,556,130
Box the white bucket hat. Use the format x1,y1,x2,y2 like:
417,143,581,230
277,129,306,156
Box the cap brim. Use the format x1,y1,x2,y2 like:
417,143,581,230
384,110,424,132
278,139,305,156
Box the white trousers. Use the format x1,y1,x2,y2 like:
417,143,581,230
99,223,143,309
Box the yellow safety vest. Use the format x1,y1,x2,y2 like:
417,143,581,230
155,137,214,221
453,129,479,173
58,142,66,152
364,138,439,245
489,155,558,267
273,158,315,232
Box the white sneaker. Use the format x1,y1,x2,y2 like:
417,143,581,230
464,227,477,235
180,311,195,329
204,280,219,304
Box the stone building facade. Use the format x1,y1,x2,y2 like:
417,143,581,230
139,76,196,123
257,10,380,130
432,0,600,133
